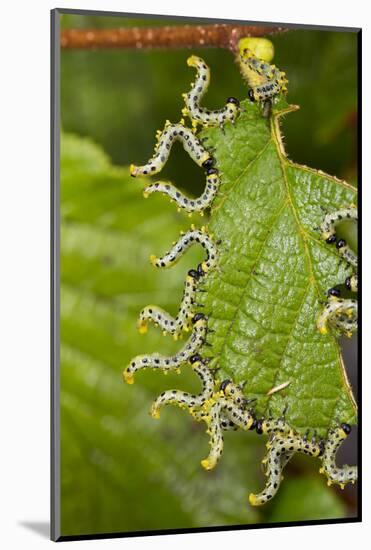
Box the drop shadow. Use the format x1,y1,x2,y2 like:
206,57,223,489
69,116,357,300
19,521,50,539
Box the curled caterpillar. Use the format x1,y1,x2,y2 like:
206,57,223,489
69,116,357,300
138,228,216,337
317,206,358,336
238,39,288,109
250,422,357,506
319,423,357,488
138,272,198,337
150,354,214,418
123,313,208,384
317,295,358,336
249,432,324,506
131,56,240,214
130,121,210,177
143,166,221,213
320,207,358,268
320,207,357,247
182,55,240,129
149,227,217,274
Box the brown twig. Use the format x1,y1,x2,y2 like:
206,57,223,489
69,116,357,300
61,24,288,52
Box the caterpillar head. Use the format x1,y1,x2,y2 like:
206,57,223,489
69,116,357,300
189,353,203,365
340,423,352,436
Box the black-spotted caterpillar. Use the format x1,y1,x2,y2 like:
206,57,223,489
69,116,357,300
317,207,358,337
123,38,357,507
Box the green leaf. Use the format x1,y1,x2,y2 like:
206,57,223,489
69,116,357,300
198,98,357,437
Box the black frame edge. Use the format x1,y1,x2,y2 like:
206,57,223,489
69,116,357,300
57,516,361,543
51,7,61,543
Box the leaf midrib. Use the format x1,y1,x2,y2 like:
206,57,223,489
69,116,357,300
213,200,287,365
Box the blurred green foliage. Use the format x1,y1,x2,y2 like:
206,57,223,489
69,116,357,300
59,14,358,537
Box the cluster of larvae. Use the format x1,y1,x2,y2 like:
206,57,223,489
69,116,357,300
123,38,357,506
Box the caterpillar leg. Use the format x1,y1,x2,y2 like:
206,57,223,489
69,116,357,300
182,55,240,129
319,423,357,488
150,227,217,274
138,270,201,337
123,313,208,384
130,122,210,177
249,433,323,506
143,166,221,213
150,354,215,419
317,295,357,337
